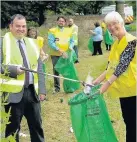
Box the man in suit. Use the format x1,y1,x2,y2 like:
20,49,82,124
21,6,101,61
1,14,46,142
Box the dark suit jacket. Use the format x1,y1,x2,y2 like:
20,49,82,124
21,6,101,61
0,37,46,103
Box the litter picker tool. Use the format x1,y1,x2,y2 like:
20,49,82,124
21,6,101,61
20,67,94,87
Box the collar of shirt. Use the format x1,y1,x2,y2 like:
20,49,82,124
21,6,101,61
15,38,24,44
14,37,33,83
13,36,25,46
57,26,64,32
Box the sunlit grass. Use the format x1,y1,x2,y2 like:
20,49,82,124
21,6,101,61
1,25,127,142
20,45,125,142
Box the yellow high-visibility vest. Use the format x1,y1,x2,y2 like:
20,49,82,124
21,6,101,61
37,36,44,48
69,24,78,46
106,33,136,98
48,27,73,56
101,22,107,32
0,32,40,93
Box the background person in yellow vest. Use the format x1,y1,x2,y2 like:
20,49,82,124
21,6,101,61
68,18,79,63
93,11,136,142
27,27,48,62
48,16,74,93
1,14,46,142
101,20,114,51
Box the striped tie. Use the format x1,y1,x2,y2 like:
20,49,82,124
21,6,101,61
18,40,29,88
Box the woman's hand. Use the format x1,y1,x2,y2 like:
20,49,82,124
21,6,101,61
100,81,110,94
92,79,100,85
62,52,68,58
90,30,96,35
39,94,46,101
100,74,117,94
41,54,49,62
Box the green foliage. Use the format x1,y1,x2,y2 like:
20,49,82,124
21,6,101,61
72,1,111,14
27,21,39,28
59,8,75,15
1,1,114,28
125,22,136,32
130,23,136,31
0,98,16,142
45,10,55,16
0,29,9,36
1,1,48,28
0,69,16,141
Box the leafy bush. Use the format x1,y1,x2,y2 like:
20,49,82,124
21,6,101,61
27,21,39,28
130,23,136,31
0,93,16,142
0,68,16,141
0,29,9,36
45,10,55,16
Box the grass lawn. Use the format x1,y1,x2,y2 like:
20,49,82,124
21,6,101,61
20,43,126,142
1,17,135,142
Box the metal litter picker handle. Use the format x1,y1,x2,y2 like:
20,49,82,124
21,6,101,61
20,67,94,87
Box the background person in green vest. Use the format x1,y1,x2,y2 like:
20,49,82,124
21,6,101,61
68,18,79,63
48,16,74,93
1,14,46,142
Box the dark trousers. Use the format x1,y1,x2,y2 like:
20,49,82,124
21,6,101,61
51,56,60,91
73,45,79,62
92,41,103,55
5,85,45,142
120,96,136,142
105,43,111,51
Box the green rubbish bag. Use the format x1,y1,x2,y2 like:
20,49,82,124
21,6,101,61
68,85,118,142
55,50,80,93
125,24,131,32
88,37,94,53
42,63,46,72
104,29,114,45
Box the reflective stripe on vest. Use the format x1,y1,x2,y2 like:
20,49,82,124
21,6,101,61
106,33,136,98
4,33,11,64
0,79,24,85
1,32,40,93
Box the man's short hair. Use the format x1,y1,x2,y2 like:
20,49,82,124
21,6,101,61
57,16,66,22
10,14,26,24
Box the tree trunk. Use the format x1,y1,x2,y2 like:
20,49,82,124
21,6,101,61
115,0,125,19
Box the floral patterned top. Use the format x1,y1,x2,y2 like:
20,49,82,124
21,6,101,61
114,39,136,77
107,39,136,77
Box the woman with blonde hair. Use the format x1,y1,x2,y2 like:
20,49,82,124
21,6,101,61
93,11,136,142
27,27,48,62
